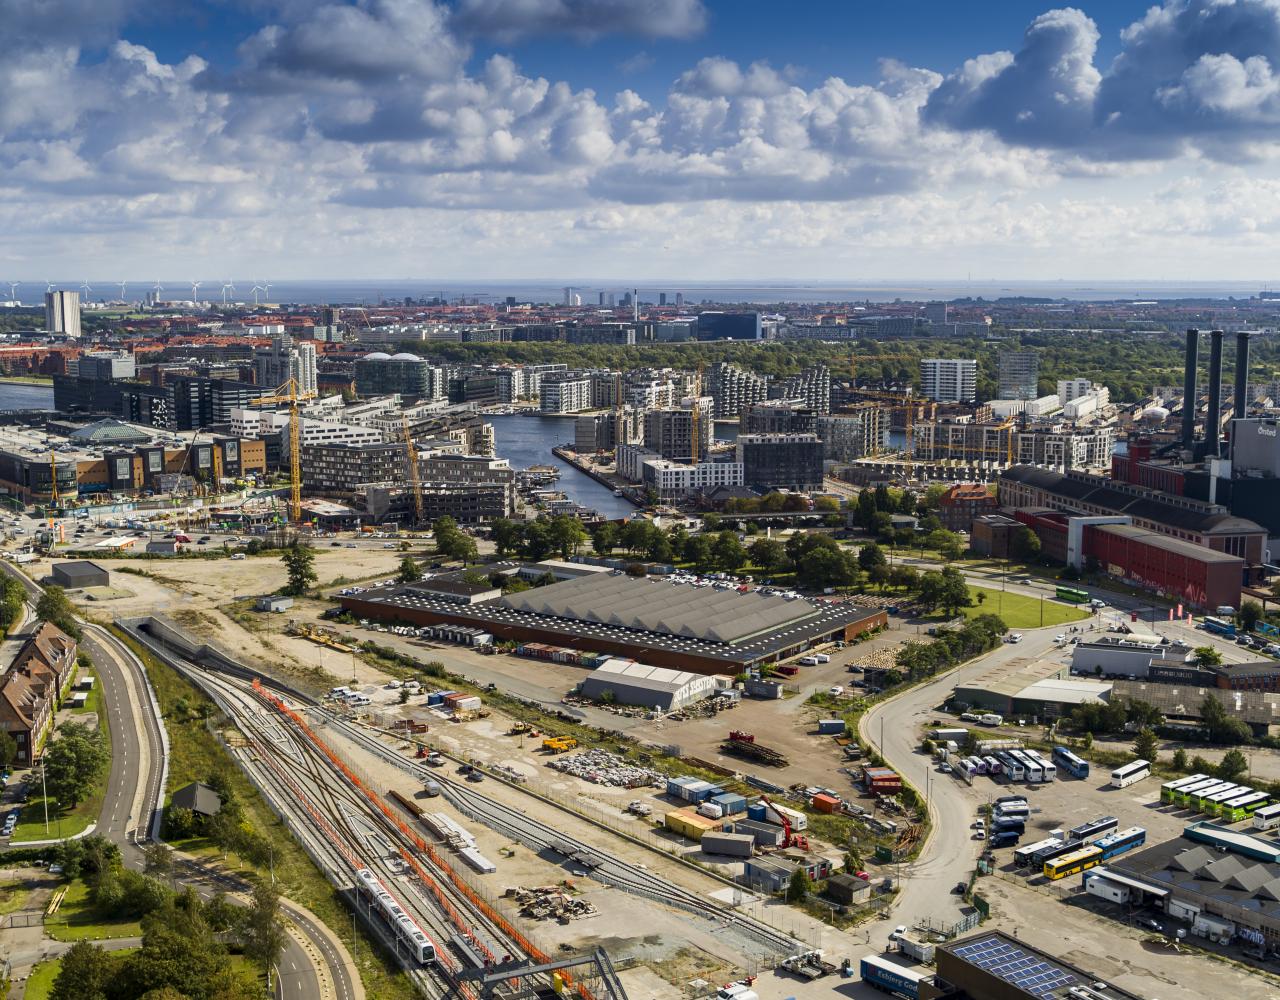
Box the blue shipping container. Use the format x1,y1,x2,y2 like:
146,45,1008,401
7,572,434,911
712,793,747,815
426,693,444,706
818,719,847,735
747,802,767,821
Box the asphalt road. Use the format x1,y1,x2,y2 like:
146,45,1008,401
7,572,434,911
0,562,345,1000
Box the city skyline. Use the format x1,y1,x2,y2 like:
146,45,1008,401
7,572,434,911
4,0,1280,280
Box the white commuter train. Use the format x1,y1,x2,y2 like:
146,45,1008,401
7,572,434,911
355,868,437,963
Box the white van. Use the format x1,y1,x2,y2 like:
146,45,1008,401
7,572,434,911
1004,633,1023,644
815,654,831,663
799,656,820,666
350,694,372,706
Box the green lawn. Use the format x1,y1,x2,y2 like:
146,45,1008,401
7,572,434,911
44,879,142,942
23,957,61,1000
0,879,30,915
964,585,1091,630
71,670,102,716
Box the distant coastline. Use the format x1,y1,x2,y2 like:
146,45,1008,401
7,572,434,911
0,375,53,386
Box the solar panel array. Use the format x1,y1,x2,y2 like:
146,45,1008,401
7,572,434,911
953,937,1078,998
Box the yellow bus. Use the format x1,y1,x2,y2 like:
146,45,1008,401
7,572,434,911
1044,844,1103,880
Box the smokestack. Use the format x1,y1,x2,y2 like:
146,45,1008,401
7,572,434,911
1234,331,1251,449
1206,329,1224,456
1182,328,1199,449
633,288,639,322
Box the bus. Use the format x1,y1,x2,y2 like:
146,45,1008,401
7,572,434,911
956,760,976,785
1203,786,1252,817
1203,616,1237,637
1014,750,1044,783
1056,585,1090,604
1109,759,1150,788
1044,844,1104,880
1032,838,1083,868
1222,791,1271,823
997,752,1025,782
1254,803,1280,831
1187,778,1239,809
983,755,1003,776
1093,827,1146,862
1175,777,1226,807
1034,753,1057,782
1015,837,1063,869
1053,746,1090,779
1069,815,1118,841
1161,773,1211,804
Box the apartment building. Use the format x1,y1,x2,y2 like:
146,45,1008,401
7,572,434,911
816,409,889,462
997,350,1039,401
0,622,78,765
920,358,977,403
706,361,767,419
770,364,831,414
1015,425,1116,469
737,433,825,491
540,375,593,414
640,458,745,500
301,442,406,492
642,398,713,462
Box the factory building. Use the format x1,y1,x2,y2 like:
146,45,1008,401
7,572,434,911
579,658,721,711
340,573,886,675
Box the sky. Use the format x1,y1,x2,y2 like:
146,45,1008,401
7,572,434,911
5,0,1280,283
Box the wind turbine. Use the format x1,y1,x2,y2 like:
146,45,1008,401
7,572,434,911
251,282,265,305
153,280,164,299
80,280,92,301
262,281,271,302
190,280,202,303
117,280,127,302
5,282,17,302
45,280,55,293
221,280,235,305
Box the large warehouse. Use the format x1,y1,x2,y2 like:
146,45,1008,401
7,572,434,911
340,572,886,674
579,657,721,711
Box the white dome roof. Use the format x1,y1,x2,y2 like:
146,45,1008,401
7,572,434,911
1140,406,1170,421
364,351,391,360
390,352,421,361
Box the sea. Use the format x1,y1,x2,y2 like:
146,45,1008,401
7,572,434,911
13,278,1279,307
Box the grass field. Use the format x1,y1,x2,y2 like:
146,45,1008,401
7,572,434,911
44,879,143,942
71,668,102,716
22,957,60,1000
0,879,30,915
10,718,111,844
964,585,1091,630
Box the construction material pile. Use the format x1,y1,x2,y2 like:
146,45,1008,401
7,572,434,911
547,749,664,788
720,731,789,767
505,885,599,923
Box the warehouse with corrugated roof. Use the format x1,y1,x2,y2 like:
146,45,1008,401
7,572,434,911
579,657,721,711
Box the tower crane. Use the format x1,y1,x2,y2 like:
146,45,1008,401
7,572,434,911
690,360,706,464
401,416,424,525
250,378,316,523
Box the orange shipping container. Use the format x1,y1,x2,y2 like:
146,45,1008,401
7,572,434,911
811,793,840,814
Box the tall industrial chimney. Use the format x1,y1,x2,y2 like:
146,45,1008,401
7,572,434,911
1206,329,1224,456
1234,331,1251,444
1181,328,1199,449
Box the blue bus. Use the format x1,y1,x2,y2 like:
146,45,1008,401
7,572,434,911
1204,616,1237,637
1094,826,1146,861
1052,746,1090,779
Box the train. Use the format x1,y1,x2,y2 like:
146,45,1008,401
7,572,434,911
354,868,437,964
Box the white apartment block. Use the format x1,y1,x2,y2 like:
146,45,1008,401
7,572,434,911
1015,425,1115,469
540,376,593,414
920,358,977,403
989,395,1061,419
230,409,385,448
617,444,662,482
1056,378,1107,404
641,458,744,500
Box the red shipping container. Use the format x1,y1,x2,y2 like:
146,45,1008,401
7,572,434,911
811,793,840,813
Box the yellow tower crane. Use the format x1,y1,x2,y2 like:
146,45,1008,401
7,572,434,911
401,416,424,525
690,360,706,465
250,378,316,523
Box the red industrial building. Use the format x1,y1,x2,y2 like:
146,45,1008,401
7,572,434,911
1082,522,1243,611
1110,437,1187,495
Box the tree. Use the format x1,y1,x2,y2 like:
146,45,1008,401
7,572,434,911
548,514,588,560
748,538,787,575
490,518,521,557
685,535,714,571
1200,694,1252,745
786,866,811,902
1009,525,1041,562
1172,747,1189,771
855,489,878,529
1133,728,1159,762
143,843,174,884
814,496,839,513
242,879,287,987
43,723,108,808
396,556,420,584
857,542,886,572
35,584,81,639
712,531,746,573
443,532,479,565
1239,599,1264,634
0,729,16,769
1193,646,1223,667
51,941,117,1000
1217,748,1249,781
591,522,618,556
279,543,316,596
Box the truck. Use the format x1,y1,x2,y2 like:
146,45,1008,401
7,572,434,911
715,984,758,1000
897,938,935,964
782,951,837,980
860,954,930,999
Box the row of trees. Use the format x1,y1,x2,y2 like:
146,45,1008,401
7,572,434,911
491,514,588,562
431,515,479,564
36,584,81,639
892,614,1008,686
42,721,109,808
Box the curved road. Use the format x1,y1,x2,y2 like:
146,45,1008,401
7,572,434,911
0,562,354,1000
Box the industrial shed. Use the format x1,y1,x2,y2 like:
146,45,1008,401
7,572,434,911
579,657,720,711
340,572,886,675
51,561,109,590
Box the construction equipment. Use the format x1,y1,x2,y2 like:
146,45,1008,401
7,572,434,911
542,736,579,754
401,416,424,525
759,794,808,850
250,377,317,522
781,951,836,980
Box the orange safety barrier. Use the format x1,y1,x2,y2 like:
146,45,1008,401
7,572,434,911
249,683,594,997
